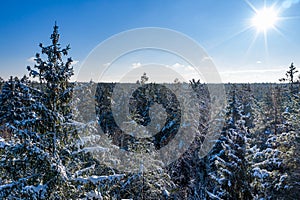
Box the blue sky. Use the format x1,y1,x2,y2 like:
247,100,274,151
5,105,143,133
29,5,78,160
1,0,300,83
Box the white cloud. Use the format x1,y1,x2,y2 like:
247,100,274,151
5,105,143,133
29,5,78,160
103,62,111,67
172,62,183,68
170,63,195,72
132,62,142,69
256,60,262,64
184,65,195,72
282,0,300,9
72,60,79,65
27,56,35,63
201,56,213,62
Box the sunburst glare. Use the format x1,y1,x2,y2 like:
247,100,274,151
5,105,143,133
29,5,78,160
209,1,287,60
251,6,279,32
210,0,300,64
245,1,285,62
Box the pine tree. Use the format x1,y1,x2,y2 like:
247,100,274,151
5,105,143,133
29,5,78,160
0,76,55,199
246,84,299,199
206,85,252,200
275,93,300,199
25,23,122,199
0,23,104,199
279,63,299,93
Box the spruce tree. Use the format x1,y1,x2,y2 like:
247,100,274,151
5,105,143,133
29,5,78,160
206,85,252,199
0,76,54,199
0,23,99,199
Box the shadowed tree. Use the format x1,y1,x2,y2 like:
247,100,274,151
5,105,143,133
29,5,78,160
279,62,299,93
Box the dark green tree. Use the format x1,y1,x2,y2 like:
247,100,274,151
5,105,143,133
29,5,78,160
205,85,252,200
0,23,100,199
0,76,55,198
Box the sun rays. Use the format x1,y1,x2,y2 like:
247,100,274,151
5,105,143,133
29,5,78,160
245,0,285,62
211,0,299,64
251,6,279,32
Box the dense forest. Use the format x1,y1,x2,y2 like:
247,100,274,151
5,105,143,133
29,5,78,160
0,25,299,200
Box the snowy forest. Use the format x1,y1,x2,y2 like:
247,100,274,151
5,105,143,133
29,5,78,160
0,25,299,200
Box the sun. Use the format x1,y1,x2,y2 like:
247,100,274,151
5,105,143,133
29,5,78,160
252,7,279,32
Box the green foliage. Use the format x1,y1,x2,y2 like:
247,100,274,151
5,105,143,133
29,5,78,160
0,23,94,199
